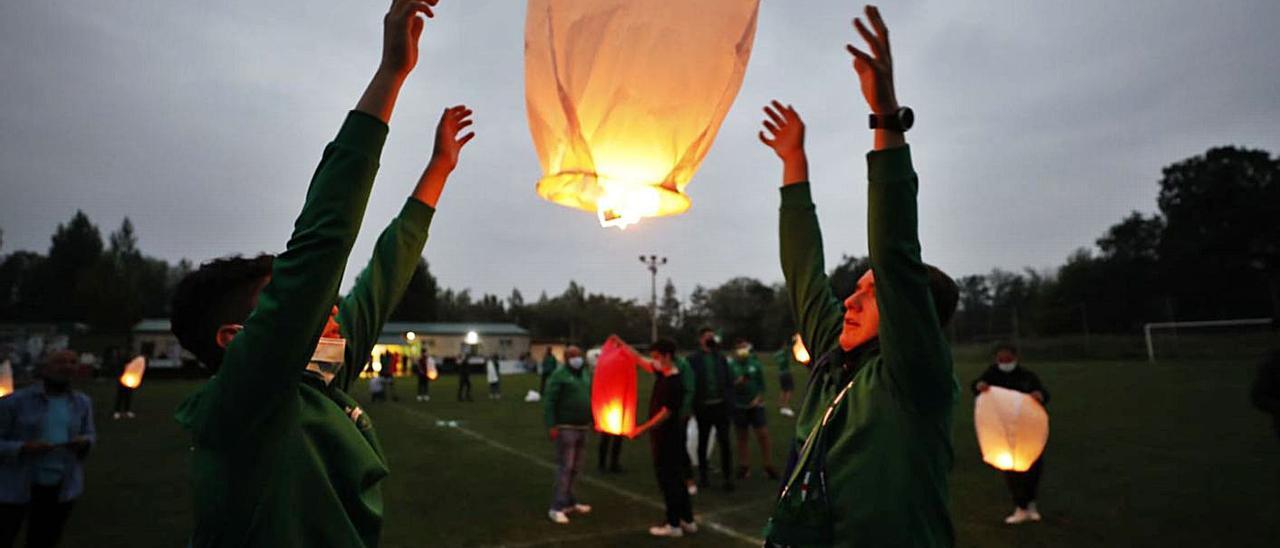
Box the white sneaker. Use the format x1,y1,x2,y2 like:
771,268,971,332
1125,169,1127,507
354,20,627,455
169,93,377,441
686,482,698,496
648,524,684,537
112,412,122,420
548,510,570,524
126,411,135,418
1004,508,1031,525
571,503,592,514
779,407,795,418
1026,502,1042,521
680,520,698,534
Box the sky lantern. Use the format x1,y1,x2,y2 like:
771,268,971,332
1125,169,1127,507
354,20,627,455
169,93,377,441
591,337,640,436
974,386,1050,472
119,356,147,389
426,360,439,381
791,333,811,365
0,360,12,397
524,0,761,229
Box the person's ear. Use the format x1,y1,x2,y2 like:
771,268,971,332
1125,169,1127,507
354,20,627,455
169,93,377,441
215,324,243,349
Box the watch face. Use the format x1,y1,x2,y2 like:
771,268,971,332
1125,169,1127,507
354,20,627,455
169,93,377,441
898,107,915,130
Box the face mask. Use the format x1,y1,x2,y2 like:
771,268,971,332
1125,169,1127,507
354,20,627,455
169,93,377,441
306,337,346,384
735,348,750,359
568,357,585,369
997,361,1018,373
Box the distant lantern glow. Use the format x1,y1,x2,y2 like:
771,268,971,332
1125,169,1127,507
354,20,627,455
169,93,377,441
464,331,480,346
791,334,811,365
427,361,439,381
524,0,761,229
974,386,1050,472
0,360,12,397
119,356,147,389
591,337,639,436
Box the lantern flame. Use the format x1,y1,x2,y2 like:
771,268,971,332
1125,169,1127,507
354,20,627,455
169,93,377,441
791,334,811,365
601,401,625,434
118,356,146,390
0,360,11,398
427,363,439,381
995,452,1014,470
121,372,142,389
596,182,662,229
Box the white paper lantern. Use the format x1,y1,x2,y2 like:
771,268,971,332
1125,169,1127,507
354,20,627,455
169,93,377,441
974,386,1049,472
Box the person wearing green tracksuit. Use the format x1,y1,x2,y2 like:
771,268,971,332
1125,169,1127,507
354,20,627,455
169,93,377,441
757,6,960,547
544,346,593,524
169,2,476,546
729,341,779,481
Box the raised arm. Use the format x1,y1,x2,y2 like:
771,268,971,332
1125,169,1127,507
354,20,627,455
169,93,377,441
336,106,475,389
849,6,954,407
760,103,843,357
197,1,439,441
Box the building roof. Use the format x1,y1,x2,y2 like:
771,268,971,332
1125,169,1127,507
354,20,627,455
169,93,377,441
133,319,529,339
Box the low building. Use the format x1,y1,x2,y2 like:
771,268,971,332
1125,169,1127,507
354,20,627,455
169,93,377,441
132,319,196,369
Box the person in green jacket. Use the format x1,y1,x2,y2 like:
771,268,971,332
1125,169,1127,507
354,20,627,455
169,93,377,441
539,347,559,394
543,346,593,524
729,340,779,481
771,334,802,417
757,6,960,546
168,2,476,546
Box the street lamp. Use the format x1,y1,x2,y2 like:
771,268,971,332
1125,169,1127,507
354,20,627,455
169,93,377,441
464,330,480,346
639,255,668,342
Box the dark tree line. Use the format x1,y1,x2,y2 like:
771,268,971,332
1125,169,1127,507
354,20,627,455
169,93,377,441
2,146,1275,348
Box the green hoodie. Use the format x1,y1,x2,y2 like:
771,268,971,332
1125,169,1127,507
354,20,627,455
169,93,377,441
175,111,434,547
729,355,766,409
543,365,592,428
764,146,957,547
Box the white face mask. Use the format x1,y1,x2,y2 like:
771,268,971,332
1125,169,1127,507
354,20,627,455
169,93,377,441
996,361,1018,373
568,357,585,369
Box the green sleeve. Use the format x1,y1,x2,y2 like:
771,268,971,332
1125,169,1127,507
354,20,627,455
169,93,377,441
753,357,766,396
865,146,955,409
779,183,844,357
678,358,696,418
335,199,436,390
543,371,562,428
197,111,387,445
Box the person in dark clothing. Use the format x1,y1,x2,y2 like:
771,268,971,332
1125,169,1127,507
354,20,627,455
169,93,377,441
413,354,433,402
1253,349,1280,440
971,343,1049,524
688,328,735,490
457,353,475,402
539,348,559,394
628,339,697,538
597,434,623,473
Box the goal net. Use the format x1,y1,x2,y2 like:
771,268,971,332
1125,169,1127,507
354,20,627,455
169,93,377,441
1143,318,1276,362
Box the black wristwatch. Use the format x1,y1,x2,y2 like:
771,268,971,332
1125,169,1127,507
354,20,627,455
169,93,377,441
868,106,914,132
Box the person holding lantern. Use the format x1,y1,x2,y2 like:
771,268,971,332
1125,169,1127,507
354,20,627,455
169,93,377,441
757,5,961,545
729,340,779,481
0,350,96,548
168,2,477,546
972,343,1050,524
689,327,735,491
543,345,593,524
627,339,697,538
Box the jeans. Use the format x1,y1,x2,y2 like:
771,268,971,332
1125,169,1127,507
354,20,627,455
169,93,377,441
550,428,587,511
695,402,733,483
0,483,75,548
1004,457,1044,508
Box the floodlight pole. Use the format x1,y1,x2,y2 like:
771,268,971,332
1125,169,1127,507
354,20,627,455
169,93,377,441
640,255,668,343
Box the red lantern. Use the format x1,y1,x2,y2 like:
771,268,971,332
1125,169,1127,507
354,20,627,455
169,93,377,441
591,337,640,436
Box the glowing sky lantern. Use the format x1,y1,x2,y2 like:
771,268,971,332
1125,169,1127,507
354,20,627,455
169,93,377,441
974,386,1050,472
426,360,439,381
0,360,12,397
524,0,761,229
119,356,147,389
791,334,811,365
591,337,640,436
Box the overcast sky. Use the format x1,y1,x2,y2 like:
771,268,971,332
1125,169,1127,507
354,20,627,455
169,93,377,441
2,0,1278,304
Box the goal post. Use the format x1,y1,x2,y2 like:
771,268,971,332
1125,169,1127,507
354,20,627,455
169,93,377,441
1143,318,1273,363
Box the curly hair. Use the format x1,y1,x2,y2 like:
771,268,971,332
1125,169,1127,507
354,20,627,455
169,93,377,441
170,254,274,370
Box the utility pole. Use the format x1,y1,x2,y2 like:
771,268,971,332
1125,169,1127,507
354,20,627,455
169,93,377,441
639,255,668,343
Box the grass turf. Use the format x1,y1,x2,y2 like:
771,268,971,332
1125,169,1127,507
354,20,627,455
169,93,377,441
41,355,1280,547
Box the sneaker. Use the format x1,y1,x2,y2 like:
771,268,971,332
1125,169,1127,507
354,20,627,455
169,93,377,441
125,412,136,419
648,524,684,537
424,395,431,402
548,510,570,524
1026,502,1042,521
571,503,592,514
1004,508,1030,525
112,412,122,420
686,481,698,496
680,520,699,534
779,407,795,418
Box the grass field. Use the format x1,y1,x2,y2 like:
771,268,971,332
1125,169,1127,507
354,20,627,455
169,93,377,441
35,354,1280,547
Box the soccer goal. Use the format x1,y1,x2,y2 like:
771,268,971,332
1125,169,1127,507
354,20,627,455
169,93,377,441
1143,318,1274,362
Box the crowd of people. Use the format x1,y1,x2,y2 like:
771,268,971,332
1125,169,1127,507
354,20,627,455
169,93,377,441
8,2,1272,547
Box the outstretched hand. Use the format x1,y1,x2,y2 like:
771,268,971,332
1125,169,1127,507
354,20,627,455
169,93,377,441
845,5,898,116
758,101,809,186
429,105,476,174
382,0,440,78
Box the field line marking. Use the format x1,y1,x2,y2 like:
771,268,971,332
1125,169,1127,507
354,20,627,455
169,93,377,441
385,404,763,546
476,526,640,548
